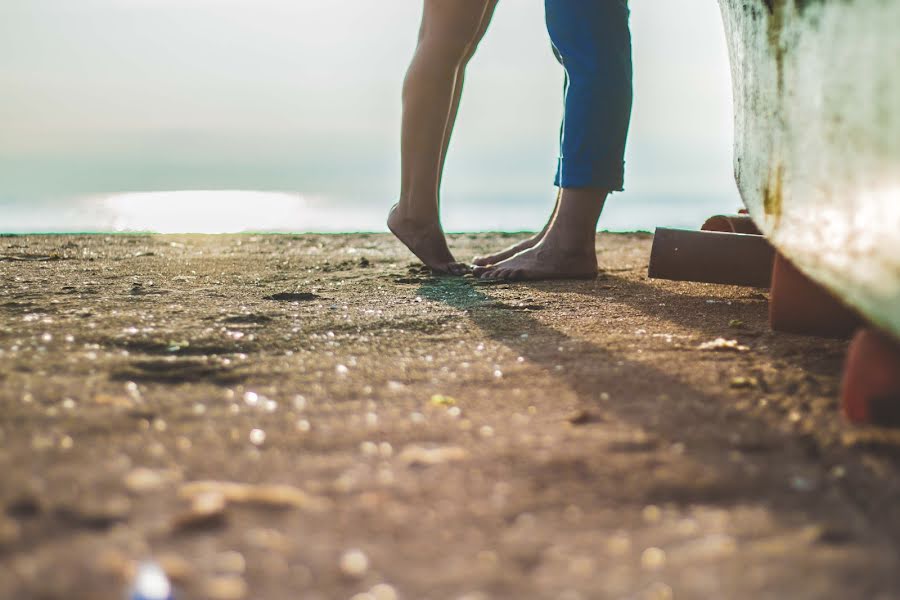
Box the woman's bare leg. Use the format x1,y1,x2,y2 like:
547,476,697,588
436,0,498,191
390,0,497,275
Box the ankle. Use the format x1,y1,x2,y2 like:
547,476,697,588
541,233,597,258
391,203,441,227
541,219,596,250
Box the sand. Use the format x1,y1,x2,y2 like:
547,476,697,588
2,232,900,599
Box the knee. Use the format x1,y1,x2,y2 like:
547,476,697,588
417,24,478,68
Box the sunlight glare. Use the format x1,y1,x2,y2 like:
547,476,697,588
104,191,320,233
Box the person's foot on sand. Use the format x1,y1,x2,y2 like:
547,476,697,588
472,237,598,281
472,192,559,267
388,204,469,276
472,231,545,267
472,188,606,281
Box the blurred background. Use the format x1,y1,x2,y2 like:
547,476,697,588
0,0,738,234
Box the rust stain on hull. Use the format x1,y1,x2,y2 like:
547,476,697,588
763,163,784,218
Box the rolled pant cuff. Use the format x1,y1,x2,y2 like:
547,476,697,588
554,160,625,192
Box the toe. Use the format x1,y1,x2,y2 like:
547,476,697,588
472,256,490,267
473,265,490,277
429,263,453,276
448,262,471,276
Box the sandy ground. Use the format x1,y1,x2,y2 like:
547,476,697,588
2,232,900,600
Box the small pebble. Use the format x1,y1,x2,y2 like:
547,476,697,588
641,547,667,570
340,549,369,578
642,505,662,523
125,468,167,494
249,429,266,446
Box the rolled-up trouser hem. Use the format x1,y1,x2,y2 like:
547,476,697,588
554,160,625,192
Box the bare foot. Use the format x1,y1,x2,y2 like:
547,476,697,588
472,232,545,267
474,192,560,266
472,239,598,281
387,204,469,276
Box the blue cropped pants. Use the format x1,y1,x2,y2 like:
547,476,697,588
545,0,633,191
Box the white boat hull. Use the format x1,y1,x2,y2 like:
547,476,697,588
717,0,900,340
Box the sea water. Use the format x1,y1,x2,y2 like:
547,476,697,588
0,192,737,235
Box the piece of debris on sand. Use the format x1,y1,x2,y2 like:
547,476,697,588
698,337,750,352
124,468,179,494
730,376,759,389
397,445,470,467
172,490,228,531
179,481,332,513
429,394,457,407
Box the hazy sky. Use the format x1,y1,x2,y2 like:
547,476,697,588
0,0,738,231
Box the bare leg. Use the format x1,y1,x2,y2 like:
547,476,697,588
389,0,497,275
437,0,498,192
472,190,560,266
472,187,607,281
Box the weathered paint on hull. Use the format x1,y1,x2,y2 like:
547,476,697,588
717,0,900,341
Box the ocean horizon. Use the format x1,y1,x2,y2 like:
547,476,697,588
0,191,737,235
